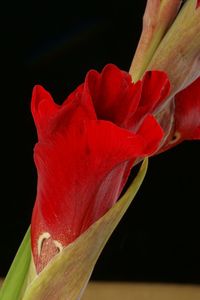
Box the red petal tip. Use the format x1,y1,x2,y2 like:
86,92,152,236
31,85,54,116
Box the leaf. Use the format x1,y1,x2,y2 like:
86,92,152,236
0,228,31,300
22,158,148,300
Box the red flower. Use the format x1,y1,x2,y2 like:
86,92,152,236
197,0,200,9
158,76,200,151
31,64,167,273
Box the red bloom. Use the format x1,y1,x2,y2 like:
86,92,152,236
31,64,167,273
158,76,200,151
197,0,200,9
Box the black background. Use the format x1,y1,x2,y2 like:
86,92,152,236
0,0,200,284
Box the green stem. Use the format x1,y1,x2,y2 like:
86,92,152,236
0,227,31,300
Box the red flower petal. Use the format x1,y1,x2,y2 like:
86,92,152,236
31,84,97,141
31,85,60,140
31,114,163,272
81,64,170,132
31,65,167,272
197,0,200,9
137,114,164,154
85,64,142,127
175,76,200,140
141,71,170,109
158,77,200,152
131,70,170,128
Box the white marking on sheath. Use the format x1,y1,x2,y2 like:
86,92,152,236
53,240,63,252
38,232,51,256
